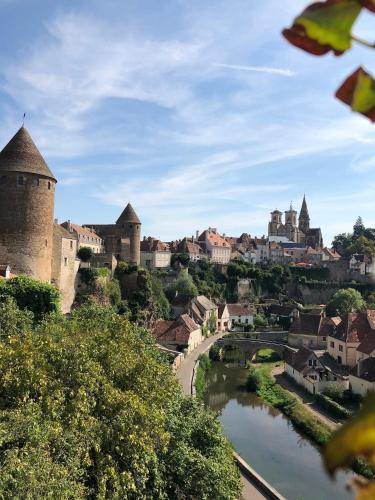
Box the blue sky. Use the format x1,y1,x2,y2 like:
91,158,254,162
0,0,374,245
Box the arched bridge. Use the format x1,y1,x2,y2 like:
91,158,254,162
216,337,296,363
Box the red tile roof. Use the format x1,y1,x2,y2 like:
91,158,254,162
227,303,255,316
332,312,375,343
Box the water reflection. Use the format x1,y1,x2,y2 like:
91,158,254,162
204,362,354,500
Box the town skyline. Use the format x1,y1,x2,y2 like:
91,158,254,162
1,0,374,246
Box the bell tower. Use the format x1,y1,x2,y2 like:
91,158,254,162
298,195,310,233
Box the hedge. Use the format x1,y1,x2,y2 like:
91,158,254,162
315,394,351,420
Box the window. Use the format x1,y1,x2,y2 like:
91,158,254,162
323,337,327,341
337,356,342,365
33,178,40,187
64,257,68,266
0,175,6,184
48,181,51,190
308,359,313,366
45,239,48,247
339,345,343,352
18,175,26,186
70,241,73,249
330,341,335,348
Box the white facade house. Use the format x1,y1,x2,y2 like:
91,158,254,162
140,237,171,270
349,358,375,397
227,303,255,327
285,348,349,395
218,304,231,332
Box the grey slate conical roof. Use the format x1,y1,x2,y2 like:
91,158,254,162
0,126,56,181
299,195,310,220
116,203,141,224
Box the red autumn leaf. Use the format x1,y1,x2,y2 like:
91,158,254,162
282,0,362,56
336,67,375,122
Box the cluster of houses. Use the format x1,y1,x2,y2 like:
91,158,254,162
281,305,375,397
152,294,255,354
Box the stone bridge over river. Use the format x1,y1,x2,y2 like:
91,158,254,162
216,338,296,363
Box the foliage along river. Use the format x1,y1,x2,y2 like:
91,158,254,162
204,362,355,500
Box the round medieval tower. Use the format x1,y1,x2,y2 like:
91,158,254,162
0,127,56,282
116,203,141,265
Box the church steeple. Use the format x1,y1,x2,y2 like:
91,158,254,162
299,195,310,232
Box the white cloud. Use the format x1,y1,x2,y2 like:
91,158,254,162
212,63,295,77
351,156,375,173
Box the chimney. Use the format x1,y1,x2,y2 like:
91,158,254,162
143,236,146,241
54,218,58,224
196,230,199,240
67,220,72,232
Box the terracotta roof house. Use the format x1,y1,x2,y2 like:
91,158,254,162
327,311,375,367
288,312,341,349
285,347,349,395
61,221,104,254
322,247,341,261
349,357,375,397
175,237,206,261
198,228,231,264
152,314,202,353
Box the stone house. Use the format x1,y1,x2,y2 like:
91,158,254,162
322,247,341,262
288,312,341,349
61,221,104,254
175,237,206,262
285,347,349,395
51,224,80,313
198,228,231,264
327,311,375,367
267,304,298,324
188,295,218,334
140,237,171,270
218,304,231,332
227,303,255,327
152,314,202,354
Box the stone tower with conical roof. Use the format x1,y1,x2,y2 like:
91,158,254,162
298,195,310,233
116,203,141,265
0,127,56,281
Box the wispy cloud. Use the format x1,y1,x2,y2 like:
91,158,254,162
213,63,295,77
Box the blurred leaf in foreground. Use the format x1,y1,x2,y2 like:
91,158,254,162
283,0,362,56
336,67,375,122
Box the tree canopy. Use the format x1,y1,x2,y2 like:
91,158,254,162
0,301,240,498
77,246,94,262
326,288,365,317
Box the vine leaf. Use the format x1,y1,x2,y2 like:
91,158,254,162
336,67,375,121
360,0,375,12
282,0,362,56
323,393,375,473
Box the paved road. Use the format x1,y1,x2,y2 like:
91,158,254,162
176,332,268,500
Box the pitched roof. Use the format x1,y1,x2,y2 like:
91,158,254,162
227,303,255,316
268,304,296,316
140,237,169,252
195,295,217,312
332,312,375,343
290,313,322,337
285,347,314,372
152,315,199,345
176,238,203,255
116,203,141,225
319,316,341,338
54,224,76,241
218,304,228,319
0,127,56,180
357,334,375,355
299,195,310,220
199,229,231,248
61,222,101,240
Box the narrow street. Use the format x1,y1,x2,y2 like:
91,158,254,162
176,333,269,500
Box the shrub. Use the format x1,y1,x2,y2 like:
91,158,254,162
195,354,211,399
0,275,60,321
315,394,351,420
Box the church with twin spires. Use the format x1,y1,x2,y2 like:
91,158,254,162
268,196,323,248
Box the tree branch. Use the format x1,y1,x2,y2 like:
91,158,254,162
352,34,375,49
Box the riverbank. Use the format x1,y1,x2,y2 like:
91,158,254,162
247,363,374,480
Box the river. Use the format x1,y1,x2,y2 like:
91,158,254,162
204,362,355,500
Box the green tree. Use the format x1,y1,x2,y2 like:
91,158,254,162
332,233,354,255
166,271,198,300
326,288,365,317
0,275,60,321
347,236,375,256
0,301,240,498
353,216,365,239
77,246,94,262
